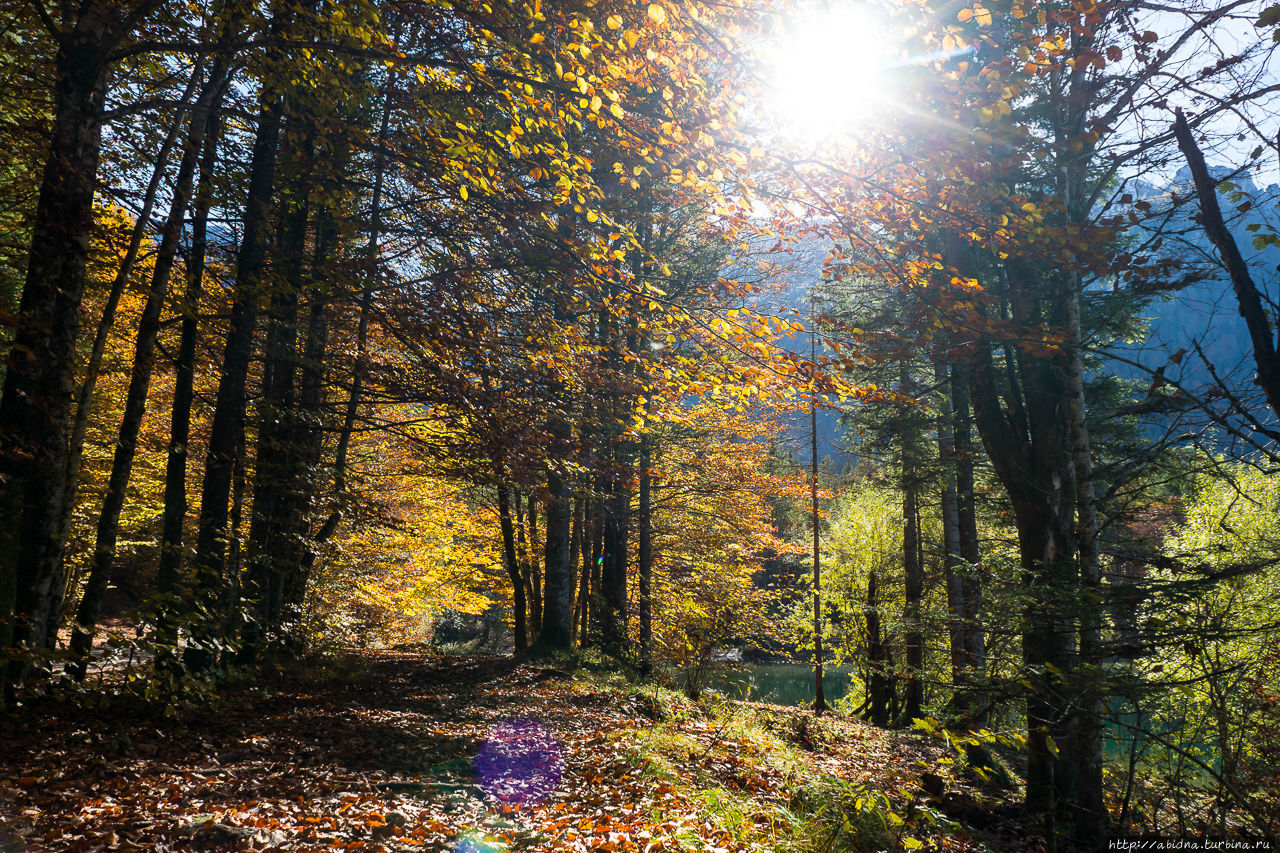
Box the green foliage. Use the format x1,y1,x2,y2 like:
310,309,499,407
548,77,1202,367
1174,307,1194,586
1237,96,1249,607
1107,463,1280,836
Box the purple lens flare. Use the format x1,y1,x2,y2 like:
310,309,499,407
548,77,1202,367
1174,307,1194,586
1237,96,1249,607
474,718,563,805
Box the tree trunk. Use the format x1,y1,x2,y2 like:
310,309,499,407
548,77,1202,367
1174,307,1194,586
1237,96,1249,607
535,464,574,652
637,434,653,675
1064,249,1106,848
1173,110,1280,419
157,111,222,658
528,494,542,635
968,304,1079,822
68,60,229,680
0,3,160,700
601,461,630,659
935,354,968,696
185,83,284,672
865,568,891,727
53,71,197,638
497,483,527,651
900,364,923,724
951,361,986,683
580,497,600,646
515,493,540,637
240,122,314,663
811,389,826,714
277,209,341,626
568,494,582,640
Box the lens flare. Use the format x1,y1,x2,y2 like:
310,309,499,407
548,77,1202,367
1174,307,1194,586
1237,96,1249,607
452,831,506,853
474,718,563,806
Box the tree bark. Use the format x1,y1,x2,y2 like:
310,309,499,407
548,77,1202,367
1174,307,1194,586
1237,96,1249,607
935,354,967,694
637,433,653,675
967,284,1080,821
497,482,527,651
239,121,314,663
1173,109,1280,420
534,463,574,652
54,72,196,638
184,80,284,671
0,1,162,701
811,386,826,714
600,461,630,659
68,58,231,680
951,362,985,682
157,111,222,658
864,568,891,727
277,208,341,626
900,364,923,724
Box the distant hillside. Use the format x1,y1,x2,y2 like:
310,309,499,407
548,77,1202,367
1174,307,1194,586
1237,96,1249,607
1110,167,1280,395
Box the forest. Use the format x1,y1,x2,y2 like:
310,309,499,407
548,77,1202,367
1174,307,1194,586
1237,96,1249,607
1,0,1278,851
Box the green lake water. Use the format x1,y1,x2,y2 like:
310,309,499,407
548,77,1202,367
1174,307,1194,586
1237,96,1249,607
703,663,856,707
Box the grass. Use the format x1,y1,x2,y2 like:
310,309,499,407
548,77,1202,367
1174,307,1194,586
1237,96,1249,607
588,674,926,852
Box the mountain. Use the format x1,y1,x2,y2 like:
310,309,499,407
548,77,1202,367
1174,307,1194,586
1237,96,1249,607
1110,167,1280,399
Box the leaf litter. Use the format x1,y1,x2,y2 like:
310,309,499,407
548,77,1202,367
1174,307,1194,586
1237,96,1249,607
0,651,1044,852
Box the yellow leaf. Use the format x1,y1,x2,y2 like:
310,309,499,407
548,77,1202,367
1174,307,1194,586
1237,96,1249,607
647,4,667,26
610,102,625,119
460,185,468,200
607,14,622,29
529,32,545,44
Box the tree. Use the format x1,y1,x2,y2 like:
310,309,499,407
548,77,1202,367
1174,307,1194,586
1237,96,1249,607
1,0,167,701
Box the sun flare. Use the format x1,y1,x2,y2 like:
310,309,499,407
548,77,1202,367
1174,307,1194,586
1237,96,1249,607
768,4,895,142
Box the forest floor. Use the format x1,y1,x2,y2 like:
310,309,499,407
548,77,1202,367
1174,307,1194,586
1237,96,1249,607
0,650,1044,852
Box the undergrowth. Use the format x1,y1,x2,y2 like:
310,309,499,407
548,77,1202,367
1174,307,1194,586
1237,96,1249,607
589,673,946,852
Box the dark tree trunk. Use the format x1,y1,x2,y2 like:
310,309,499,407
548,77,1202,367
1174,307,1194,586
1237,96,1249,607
810,389,826,713
938,354,991,768
277,210,341,625
185,84,284,671
864,569,891,727
935,355,967,693
53,72,196,639
68,61,230,680
600,461,630,659
1173,110,1280,420
900,366,923,725
515,493,541,637
222,424,250,663
637,434,653,675
568,494,582,639
951,361,985,681
157,112,222,658
240,123,314,663
968,290,1079,822
535,464,574,652
0,2,160,700
528,494,542,634
497,483,527,651
579,497,600,646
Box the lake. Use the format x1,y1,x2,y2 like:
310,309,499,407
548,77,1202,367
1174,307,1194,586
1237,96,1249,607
701,663,856,707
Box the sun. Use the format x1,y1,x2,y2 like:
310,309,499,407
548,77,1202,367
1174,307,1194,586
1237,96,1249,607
767,4,896,142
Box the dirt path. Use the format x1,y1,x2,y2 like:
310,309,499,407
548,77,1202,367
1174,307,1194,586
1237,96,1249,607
0,652,1034,852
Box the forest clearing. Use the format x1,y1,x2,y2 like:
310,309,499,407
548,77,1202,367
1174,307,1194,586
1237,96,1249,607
2,0,1280,850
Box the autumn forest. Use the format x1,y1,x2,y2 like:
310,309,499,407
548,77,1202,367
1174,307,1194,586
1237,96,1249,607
1,0,1278,851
